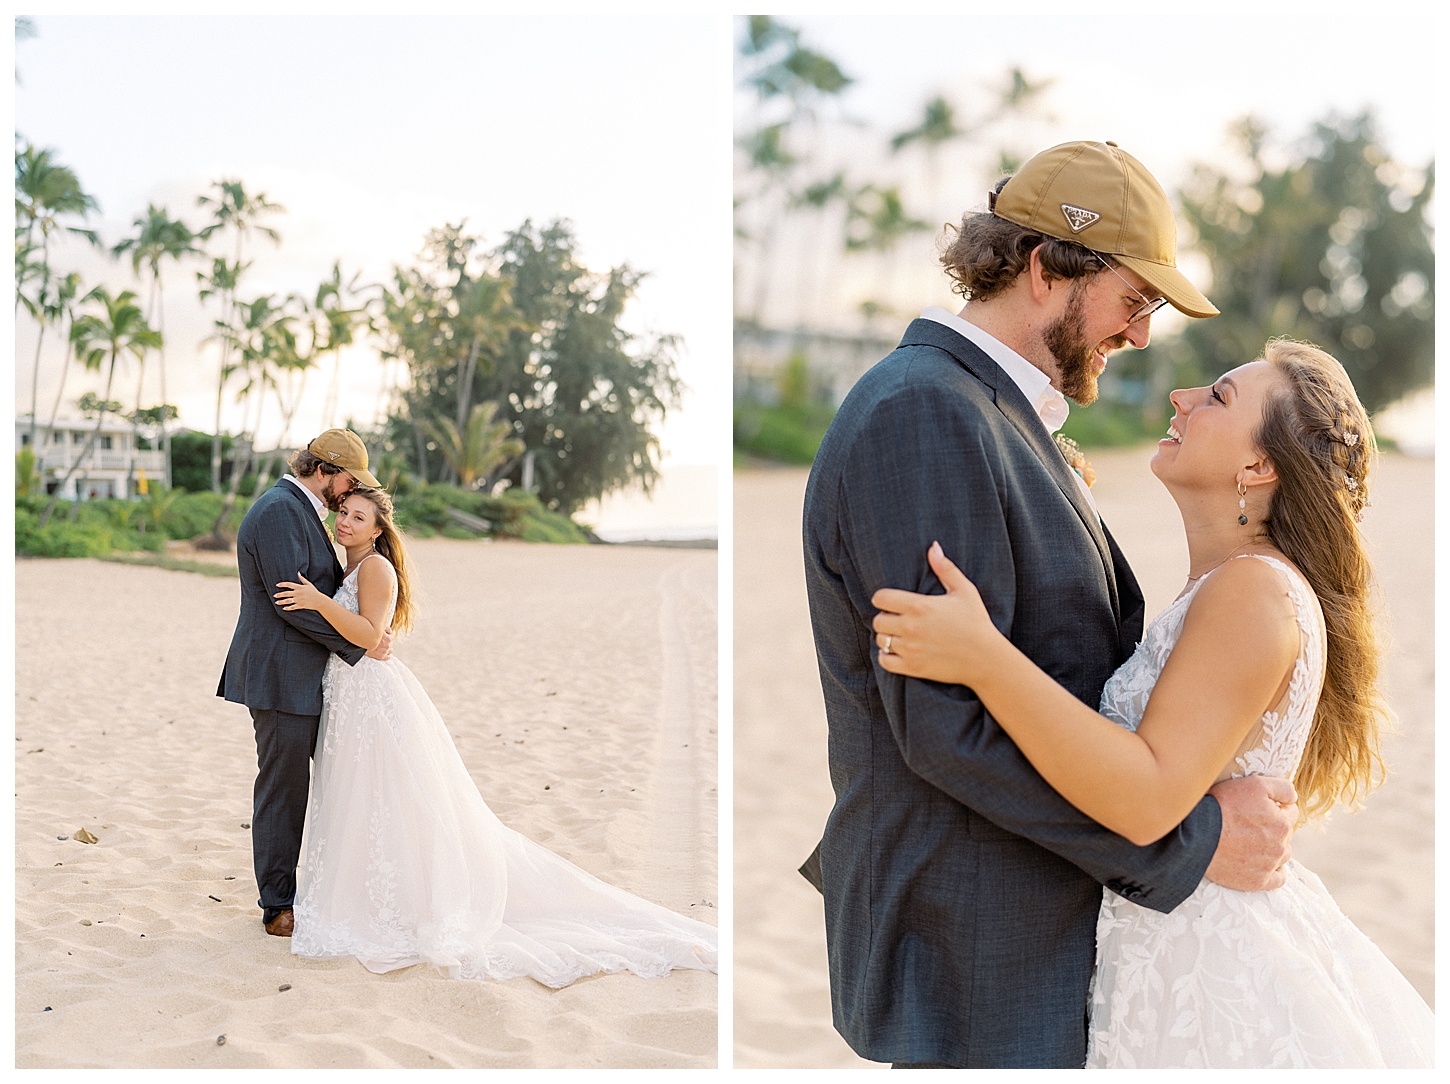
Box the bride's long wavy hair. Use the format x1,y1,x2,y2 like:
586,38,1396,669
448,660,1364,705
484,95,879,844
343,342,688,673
347,487,416,635
1254,339,1386,820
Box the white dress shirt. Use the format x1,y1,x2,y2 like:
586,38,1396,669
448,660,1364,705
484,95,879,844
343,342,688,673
919,305,1096,513
283,473,329,520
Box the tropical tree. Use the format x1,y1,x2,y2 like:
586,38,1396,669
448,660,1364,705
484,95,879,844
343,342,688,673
252,295,316,493
15,142,99,251
15,142,99,305
378,223,528,484
15,142,100,450
197,254,246,488
1136,112,1435,424
22,267,83,447
40,288,160,527
425,220,681,511
203,293,298,543
307,261,373,432
15,16,35,83
735,16,853,324
113,204,199,487
15,236,43,312
40,271,85,445
195,178,284,491
426,401,525,489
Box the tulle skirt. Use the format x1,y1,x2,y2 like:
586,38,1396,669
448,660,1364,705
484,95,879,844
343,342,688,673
291,655,717,988
1086,861,1433,1067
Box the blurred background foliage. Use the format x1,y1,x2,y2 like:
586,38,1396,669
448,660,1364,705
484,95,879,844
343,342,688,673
733,17,1434,463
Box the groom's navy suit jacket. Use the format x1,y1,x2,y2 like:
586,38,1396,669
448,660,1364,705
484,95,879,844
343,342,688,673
803,320,1222,1068
217,478,365,716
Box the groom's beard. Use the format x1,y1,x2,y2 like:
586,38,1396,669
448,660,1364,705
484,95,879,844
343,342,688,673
321,474,348,512
1042,283,1128,407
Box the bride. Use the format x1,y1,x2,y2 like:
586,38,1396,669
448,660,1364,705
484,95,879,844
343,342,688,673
869,339,1432,1067
271,487,716,988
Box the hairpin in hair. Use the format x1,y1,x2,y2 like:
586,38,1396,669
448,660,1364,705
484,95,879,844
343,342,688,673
1342,431,1359,447
1345,473,1359,491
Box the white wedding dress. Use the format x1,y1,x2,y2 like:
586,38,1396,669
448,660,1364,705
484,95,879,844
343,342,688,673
1086,554,1433,1067
291,555,718,987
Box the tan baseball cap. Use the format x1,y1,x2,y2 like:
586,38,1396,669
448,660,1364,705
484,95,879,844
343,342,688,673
307,428,381,488
991,140,1218,318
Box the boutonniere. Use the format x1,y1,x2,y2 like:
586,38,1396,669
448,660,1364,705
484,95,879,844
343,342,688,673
1054,433,1095,488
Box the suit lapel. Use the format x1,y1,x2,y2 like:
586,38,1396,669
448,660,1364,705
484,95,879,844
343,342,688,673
275,479,342,579
897,319,1121,622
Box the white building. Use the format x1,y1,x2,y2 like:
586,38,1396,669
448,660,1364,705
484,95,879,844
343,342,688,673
16,415,167,500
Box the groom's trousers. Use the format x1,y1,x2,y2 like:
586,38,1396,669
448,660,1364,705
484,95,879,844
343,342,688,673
251,708,320,923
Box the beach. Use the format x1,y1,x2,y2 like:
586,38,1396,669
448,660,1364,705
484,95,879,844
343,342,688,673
16,539,717,1069
732,450,1434,1069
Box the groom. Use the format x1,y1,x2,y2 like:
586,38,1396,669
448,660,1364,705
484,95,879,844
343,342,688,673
217,428,388,937
801,142,1299,1067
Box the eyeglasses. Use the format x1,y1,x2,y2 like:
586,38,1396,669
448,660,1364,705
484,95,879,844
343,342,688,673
1091,251,1170,325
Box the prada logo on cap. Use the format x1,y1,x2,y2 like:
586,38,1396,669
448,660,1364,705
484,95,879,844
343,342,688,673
1061,204,1101,233
328,451,340,460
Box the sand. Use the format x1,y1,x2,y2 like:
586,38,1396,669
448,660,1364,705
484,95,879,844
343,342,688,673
15,539,717,1069
732,450,1433,1069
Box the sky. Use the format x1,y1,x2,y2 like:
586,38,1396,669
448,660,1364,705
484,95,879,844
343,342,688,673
782,7,1435,175
14,11,732,469
736,8,1435,331
732,7,1436,442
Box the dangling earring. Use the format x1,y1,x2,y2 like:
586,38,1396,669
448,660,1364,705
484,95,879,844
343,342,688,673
1237,480,1248,525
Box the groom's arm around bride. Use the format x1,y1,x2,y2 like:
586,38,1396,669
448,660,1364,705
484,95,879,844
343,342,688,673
219,479,367,715
804,330,1294,1069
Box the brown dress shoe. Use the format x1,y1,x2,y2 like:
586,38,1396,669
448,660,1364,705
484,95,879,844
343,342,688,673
264,909,295,937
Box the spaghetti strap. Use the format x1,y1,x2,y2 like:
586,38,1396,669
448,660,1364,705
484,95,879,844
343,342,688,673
345,551,391,580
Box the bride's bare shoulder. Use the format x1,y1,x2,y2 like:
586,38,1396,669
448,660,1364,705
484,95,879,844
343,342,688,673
1181,554,1301,656
356,552,397,585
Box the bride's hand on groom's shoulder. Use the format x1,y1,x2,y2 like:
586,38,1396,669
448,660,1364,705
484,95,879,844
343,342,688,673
274,573,325,613
871,542,996,687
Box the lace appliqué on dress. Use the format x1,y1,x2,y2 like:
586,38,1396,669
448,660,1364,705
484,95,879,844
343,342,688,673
1085,555,1432,1068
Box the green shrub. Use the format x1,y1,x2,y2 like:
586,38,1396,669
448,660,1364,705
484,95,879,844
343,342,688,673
16,510,114,558
1058,401,1162,448
391,484,590,544
162,491,251,539
734,402,836,464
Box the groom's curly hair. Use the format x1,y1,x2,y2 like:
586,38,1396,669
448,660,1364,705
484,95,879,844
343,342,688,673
939,175,1111,301
288,448,346,479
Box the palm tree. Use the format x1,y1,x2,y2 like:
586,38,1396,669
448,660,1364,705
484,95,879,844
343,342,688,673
39,288,160,527
15,235,43,312
254,294,316,493
789,170,846,327
451,270,526,435
427,402,524,490
196,178,284,492
24,269,82,450
42,272,85,443
113,204,199,488
15,16,36,83
15,143,100,307
197,254,246,490
308,261,373,431
15,143,100,449
890,95,964,220
203,293,295,545
845,184,930,319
